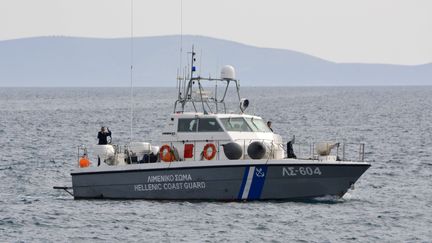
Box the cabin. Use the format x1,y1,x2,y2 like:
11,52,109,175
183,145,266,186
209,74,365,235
160,112,285,161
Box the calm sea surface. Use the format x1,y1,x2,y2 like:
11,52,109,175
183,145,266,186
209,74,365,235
0,87,431,242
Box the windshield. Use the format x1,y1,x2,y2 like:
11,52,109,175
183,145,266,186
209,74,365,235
220,117,271,132
220,118,252,132
245,118,272,132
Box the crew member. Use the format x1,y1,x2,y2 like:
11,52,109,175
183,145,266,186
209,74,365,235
267,121,274,132
98,127,112,145
287,141,297,159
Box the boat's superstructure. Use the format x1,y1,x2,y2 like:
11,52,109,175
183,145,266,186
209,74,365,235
65,47,370,201
159,112,285,162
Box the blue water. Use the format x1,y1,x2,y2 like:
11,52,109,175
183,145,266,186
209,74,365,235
1,87,431,242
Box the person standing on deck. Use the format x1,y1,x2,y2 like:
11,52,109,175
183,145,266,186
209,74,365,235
98,127,111,145
267,121,274,132
97,127,111,166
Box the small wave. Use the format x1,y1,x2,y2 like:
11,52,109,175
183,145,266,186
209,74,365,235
1,162,23,167
259,195,348,204
0,217,19,227
0,166,12,171
304,192,373,204
308,195,345,204
421,162,432,166
20,197,40,205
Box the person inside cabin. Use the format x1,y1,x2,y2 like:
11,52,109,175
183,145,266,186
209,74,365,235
267,121,274,132
98,126,112,145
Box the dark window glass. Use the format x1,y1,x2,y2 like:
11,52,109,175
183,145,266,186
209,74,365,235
220,118,252,132
198,118,223,132
178,118,197,132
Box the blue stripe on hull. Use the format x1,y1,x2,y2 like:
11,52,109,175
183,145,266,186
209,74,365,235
248,166,268,200
237,165,268,200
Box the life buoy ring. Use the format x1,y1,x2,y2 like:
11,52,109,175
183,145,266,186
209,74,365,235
203,143,217,160
160,145,174,162
79,156,90,168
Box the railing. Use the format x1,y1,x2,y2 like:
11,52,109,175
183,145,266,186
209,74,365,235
77,145,86,167
77,140,365,167
291,142,365,162
77,144,126,167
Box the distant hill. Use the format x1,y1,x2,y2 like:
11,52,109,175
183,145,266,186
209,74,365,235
0,35,430,86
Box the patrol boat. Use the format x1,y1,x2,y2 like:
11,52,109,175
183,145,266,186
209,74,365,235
62,50,370,201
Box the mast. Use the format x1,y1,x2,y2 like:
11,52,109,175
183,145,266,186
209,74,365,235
174,46,242,114
129,0,134,142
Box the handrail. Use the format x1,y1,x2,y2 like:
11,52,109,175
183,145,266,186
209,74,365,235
292,142,365,162
77,139,366,167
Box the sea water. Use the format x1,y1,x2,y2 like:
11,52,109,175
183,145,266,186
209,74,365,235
0,87,431,242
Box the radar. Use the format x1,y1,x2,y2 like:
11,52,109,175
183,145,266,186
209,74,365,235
240,98,249,112
220,65,236,80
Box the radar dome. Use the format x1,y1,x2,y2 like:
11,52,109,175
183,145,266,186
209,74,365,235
220,65,236,80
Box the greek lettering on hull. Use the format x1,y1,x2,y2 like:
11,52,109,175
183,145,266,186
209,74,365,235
147,174,193,183
135,173,206,192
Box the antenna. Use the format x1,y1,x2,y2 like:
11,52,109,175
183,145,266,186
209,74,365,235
179,0,183,72
199,49,202,77
178,0,184,99
177,69,181,100
190,45,195,77
129,0,134,142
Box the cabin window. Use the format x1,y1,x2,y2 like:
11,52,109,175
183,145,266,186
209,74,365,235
220,118,252,132
198,118,223,132
178,118,197,132
245,118,272,132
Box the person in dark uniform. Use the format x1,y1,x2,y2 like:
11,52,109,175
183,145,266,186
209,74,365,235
98,126,112,145
267,121,274,132
287,136,297,159
97,127,111,166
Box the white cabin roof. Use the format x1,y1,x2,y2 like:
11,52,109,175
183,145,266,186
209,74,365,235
171,112,263,120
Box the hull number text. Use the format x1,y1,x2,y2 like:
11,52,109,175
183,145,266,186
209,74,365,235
282,167,322,176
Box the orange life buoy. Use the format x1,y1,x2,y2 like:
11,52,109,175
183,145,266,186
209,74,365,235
160,144,174,162
203,143,217,160
79,156,90,168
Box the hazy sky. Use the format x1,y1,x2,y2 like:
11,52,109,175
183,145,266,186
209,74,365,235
1,0,431,65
